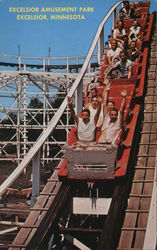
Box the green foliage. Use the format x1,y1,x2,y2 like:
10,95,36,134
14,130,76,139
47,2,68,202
28,97,43,109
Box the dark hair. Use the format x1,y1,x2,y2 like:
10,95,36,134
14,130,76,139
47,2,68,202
107,100,115,106
118,20,124,26
91,87,98,93
130,40,137,46
91,96,98,101
82,108,90,117
111,39,118,45
110,107,118,115
120,50,127,56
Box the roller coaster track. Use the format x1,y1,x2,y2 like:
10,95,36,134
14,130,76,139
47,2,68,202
7,11,156,250
100,23,157,250
0,0,123,198
117,25,157,250
0,2,156,250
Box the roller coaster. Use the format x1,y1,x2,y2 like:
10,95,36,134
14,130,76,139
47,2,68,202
0,1,156,249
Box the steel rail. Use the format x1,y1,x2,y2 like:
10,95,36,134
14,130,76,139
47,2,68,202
0,61,98,70
0,1,123,197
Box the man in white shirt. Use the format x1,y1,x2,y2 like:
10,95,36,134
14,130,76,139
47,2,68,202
106,50,132,79
113,20,126,48
98,89,127,144
84,79,98,107
68,97,101,142
119,1,134,19
107,39,122,65
129,20,141,42
86,96,104,128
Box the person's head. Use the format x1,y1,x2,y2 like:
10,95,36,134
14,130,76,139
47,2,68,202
134,8,142,18
82,109,90,123
90,87,98,98
123,34,128,43
118,21,123,30
107,100,115,112
91,97,98,109
130,40,136,50
120,50,127,62
124,1,130,9
119,12,124,21
111,39,118,50
113,56,120,64
133,20,138,27
122,35,129,49
131,3,136,9
109,108,118,122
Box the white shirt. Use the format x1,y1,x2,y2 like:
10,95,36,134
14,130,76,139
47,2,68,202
114,59,132,76
78,117,96,142
103,117,121,144
88,104,104,127
107,47,122,61
101,112,120,131
101,113,110,131
129,26,141,41
120,7,133,19
113,28,126,39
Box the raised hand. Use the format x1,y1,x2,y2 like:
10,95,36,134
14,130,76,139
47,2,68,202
67,96,78,123
103,77,110,86
106,81,111,91
97,95,102,103
86,79,91,85
120,89,127,98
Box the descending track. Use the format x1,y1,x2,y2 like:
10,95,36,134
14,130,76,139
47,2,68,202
117,25,157,250
0,2,156,250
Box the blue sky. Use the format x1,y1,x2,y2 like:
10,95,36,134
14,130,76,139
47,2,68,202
0,0,156,59
0,0,115,58
0,0,156,112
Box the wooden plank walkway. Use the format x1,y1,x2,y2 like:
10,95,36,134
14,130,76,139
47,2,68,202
117,27,156,250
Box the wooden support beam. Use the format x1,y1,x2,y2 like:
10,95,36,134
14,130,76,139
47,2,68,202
64,234,91,250
59,227,102,234
31,150,41,207
0,227,18,235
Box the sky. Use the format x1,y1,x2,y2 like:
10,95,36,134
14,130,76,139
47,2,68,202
0,0,156,60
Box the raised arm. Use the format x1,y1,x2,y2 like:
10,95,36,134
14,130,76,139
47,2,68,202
105,63,121,78
84,80,91,106
67,96,78,124
94,99,101,125
128,66,132,79
119,89,127,127
107,55,112,65
102,80,111,116
113,30,125,46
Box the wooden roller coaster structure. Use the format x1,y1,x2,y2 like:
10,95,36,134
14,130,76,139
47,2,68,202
0,1,156,249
